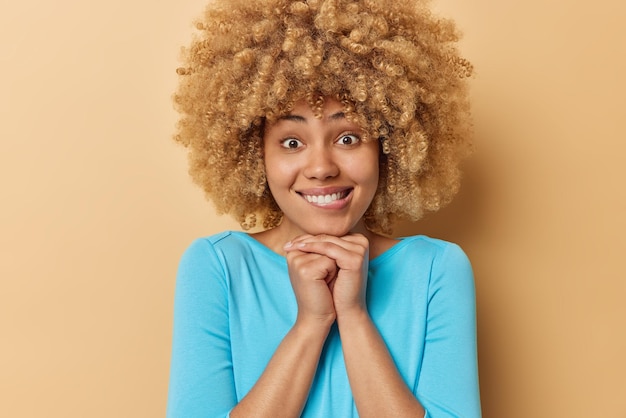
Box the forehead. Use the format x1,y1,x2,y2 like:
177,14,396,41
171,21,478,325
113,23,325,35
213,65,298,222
272,97,359,125
287,98,345,116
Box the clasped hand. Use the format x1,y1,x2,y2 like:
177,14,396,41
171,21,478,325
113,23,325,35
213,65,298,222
283,234,369,327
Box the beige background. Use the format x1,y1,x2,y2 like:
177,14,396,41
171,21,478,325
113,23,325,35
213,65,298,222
1,0,624,417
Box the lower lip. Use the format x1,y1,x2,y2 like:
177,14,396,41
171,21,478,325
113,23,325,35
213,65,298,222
300,190,353,210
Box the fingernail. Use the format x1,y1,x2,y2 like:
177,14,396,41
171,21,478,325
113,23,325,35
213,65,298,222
284,241,293,249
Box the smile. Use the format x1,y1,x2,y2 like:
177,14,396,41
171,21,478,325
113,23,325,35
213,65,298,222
299,189,352,206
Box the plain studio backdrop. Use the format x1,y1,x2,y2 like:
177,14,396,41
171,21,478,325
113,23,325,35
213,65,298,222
1,0,625,417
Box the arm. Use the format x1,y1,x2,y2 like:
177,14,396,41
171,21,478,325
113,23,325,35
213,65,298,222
286,234,426,417
414,243,482,417
340,243,481,417
231,242,339,417
285,236,481,417
338,309,426,417
168,238,335,418
167,239,236,418
230,319,332,417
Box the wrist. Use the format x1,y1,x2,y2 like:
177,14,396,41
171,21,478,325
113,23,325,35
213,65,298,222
293,314,335,339
335,306,370,329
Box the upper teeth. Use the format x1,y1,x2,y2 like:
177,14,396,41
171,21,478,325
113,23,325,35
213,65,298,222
304,192,344,204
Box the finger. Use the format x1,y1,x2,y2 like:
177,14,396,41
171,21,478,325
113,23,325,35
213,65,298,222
338,233,370,247
286,234,367,254
287,251,338,283
289,241,366,271
283,234,314,251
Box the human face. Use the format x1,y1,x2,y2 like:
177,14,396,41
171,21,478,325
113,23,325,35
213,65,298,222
263,98,379,238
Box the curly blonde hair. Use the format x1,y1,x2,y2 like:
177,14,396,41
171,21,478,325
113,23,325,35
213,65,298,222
174,0,473,234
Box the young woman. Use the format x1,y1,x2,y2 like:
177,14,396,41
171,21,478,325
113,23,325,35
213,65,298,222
167,0,480,417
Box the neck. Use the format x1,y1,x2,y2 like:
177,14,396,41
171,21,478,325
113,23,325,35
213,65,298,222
251,219,394,259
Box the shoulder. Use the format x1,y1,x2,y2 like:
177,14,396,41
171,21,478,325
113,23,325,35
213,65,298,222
177,231,253,276
379,235,470,266
378,235,474,292
406,236,474,303
181,230,256,259
413,235,471,269
404,235,471,273
176,231,265,293
179,230,282,274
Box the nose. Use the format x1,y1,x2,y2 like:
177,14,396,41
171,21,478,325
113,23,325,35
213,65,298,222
303,143,339,180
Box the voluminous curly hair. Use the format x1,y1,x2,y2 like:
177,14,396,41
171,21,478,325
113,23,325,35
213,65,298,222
174,0,473,234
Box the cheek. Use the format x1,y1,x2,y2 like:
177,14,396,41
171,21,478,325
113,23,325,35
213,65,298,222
358,147,380,186
366,165,380,191
264,155,294,190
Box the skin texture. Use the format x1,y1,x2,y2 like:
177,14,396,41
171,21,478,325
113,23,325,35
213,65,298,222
230,99,425,417
261,98,379,244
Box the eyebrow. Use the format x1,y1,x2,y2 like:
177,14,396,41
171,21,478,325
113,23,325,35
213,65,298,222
278,111,346,123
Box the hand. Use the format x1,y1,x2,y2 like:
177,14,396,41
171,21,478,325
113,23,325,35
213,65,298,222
284,235,338,328
285,234,369,319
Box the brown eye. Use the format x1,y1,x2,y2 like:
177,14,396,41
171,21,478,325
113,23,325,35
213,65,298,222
337,134,360,146
280,138,303,149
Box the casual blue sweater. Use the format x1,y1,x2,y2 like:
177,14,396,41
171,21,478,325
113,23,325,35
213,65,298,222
167,231,481,417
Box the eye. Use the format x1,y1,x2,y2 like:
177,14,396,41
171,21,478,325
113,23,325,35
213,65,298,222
336,134,361,146
280,138,303,149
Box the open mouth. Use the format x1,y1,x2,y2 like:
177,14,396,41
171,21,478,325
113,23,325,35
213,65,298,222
299,189,352,205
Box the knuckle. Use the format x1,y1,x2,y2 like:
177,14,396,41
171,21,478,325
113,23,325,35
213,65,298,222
298,265,312,277
288,254,309,271
356,234,369,245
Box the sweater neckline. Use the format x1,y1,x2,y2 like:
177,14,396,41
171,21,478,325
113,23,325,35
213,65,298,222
229,231,424,266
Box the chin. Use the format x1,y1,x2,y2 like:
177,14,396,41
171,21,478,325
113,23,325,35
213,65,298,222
299,222,357,237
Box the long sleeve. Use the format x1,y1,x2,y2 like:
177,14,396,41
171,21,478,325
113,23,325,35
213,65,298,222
166,238,236,418
416,243,482,417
